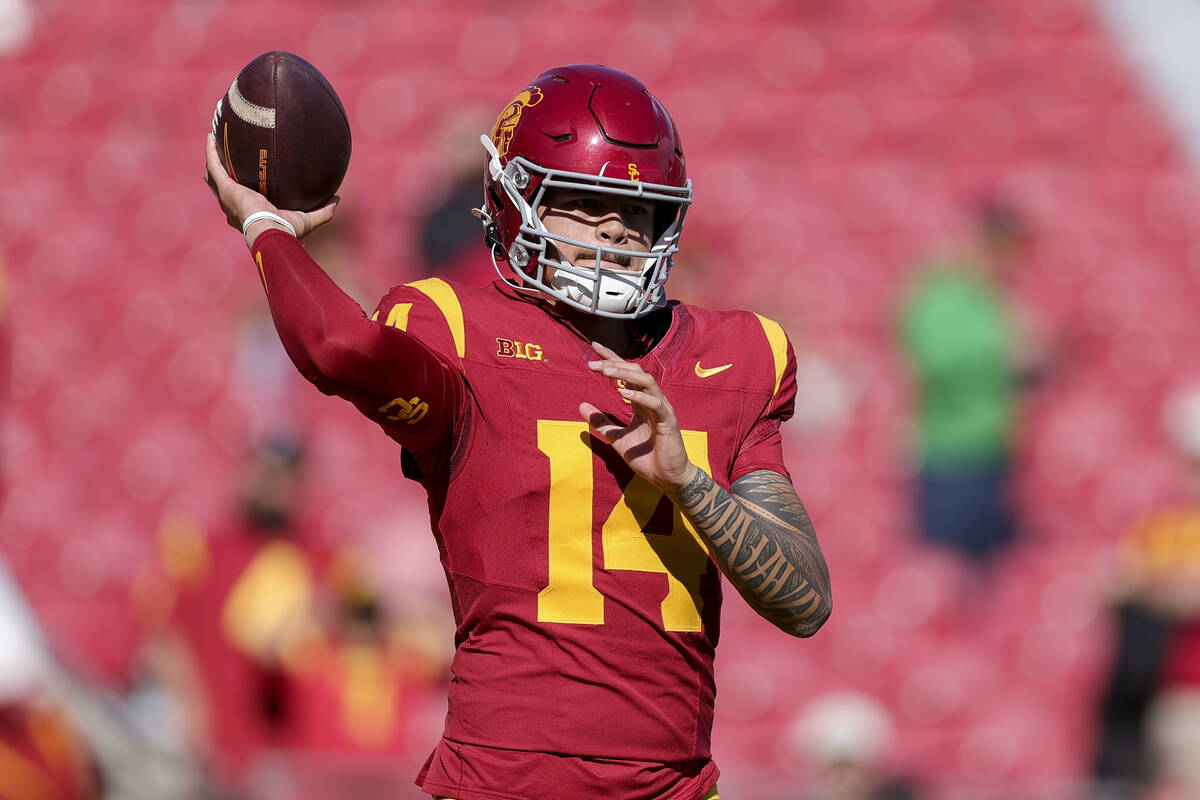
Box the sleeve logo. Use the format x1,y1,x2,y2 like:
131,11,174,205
379,396,429,424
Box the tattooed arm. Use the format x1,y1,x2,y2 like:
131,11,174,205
669,468,831,637
581,341,832,638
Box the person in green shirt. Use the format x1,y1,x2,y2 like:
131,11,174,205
899,197,1038,565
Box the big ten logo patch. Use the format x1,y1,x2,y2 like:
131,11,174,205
496,338,544,362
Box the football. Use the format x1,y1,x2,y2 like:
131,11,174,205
211,51,351,211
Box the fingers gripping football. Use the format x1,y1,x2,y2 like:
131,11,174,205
205,134,336,245
580,341,698,493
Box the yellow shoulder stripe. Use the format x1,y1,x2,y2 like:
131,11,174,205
755,314,788,397
383,303,412,331
405,278,465,360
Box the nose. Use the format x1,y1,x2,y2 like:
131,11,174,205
595,208,628,245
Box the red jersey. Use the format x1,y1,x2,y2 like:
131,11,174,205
251,231,798,799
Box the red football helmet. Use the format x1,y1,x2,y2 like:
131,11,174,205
478,65,692,318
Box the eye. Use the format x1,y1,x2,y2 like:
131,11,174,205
623,202,651,217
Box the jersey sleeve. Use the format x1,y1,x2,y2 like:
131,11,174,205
368,278,467,366
729,313,798,483
251,230,464,464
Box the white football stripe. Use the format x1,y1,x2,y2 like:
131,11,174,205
227,78,276,129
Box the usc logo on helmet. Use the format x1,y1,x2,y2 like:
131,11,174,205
490,86,544,158
627,163,641,182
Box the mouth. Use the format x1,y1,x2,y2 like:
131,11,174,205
574,249,632,269
574,250,651,273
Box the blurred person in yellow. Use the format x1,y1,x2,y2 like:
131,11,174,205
134,436,448,798
1093,384,1200,800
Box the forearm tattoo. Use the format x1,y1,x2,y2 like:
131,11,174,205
672,469,831,637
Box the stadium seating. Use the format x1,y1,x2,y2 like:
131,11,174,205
4,0,1200,795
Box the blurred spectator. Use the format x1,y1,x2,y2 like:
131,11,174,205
784,690,924,800
0,562,101,800
1090,594,1171,800
412,107,496,286
1092,384,1200,800
136,437,447,798
135,437,319,792
898,195,1045,568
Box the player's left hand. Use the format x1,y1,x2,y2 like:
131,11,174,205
580,341,698,494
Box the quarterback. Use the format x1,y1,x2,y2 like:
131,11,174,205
205,64,832,800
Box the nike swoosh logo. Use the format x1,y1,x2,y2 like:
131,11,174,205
695,361,733,378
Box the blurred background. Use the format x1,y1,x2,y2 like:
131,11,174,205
5,0,1200,798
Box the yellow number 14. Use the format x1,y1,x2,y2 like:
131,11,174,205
536,420,713,632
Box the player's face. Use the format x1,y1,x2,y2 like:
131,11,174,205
537,189,656,272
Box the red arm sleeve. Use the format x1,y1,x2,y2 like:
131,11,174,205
250,229,463,462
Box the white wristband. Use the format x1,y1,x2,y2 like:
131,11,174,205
242,210,297,238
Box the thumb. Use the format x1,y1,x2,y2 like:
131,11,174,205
294,196,339,238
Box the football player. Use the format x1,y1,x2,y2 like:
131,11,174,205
205,64,832,800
